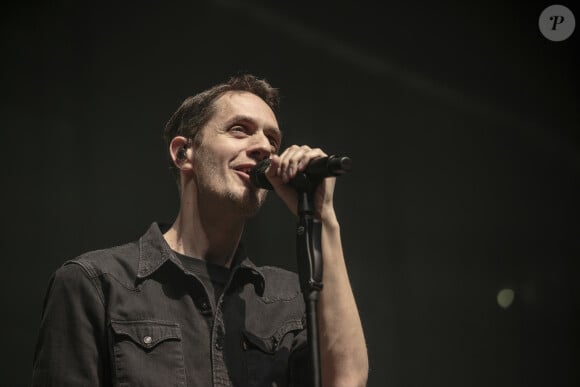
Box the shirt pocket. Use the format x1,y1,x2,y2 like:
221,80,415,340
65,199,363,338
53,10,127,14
242,319,304,387
110,319,186,387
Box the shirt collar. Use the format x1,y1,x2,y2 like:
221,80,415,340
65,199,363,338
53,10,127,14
136,222,265,294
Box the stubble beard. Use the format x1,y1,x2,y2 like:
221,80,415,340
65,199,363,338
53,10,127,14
228,186,267,218
196,162,268,219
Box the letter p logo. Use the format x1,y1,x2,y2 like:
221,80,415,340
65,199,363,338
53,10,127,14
539,5,576,41
550,15,566,30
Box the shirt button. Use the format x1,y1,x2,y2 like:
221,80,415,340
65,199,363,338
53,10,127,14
197,298,211,313
143,336,152,345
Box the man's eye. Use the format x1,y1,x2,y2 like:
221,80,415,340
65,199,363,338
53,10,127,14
230,126,249,135
268,137,279,148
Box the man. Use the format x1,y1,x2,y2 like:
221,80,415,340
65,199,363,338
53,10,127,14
32,74,368,386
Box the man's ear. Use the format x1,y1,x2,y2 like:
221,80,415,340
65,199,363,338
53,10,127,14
169,136,193,171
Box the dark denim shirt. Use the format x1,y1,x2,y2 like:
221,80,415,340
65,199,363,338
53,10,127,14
32,223,310,387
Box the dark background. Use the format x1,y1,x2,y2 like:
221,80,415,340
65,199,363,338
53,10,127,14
2,1,578,386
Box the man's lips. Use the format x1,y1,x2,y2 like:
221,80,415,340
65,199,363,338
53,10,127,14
232,164,256,184
233,164,256,172
234,170,250,180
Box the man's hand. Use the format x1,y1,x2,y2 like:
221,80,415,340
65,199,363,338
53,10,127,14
265,145,337,221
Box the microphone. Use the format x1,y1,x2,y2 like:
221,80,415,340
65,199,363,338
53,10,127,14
249,155,352,190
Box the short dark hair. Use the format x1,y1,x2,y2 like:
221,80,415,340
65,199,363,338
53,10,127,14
163,74,280,180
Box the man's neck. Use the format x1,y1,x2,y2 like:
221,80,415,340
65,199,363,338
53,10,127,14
163,203,245,268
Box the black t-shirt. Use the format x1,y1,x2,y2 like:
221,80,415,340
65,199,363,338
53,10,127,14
173,251,231,307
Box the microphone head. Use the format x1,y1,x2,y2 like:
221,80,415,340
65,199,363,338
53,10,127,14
249,159,274,190
327,155,352,175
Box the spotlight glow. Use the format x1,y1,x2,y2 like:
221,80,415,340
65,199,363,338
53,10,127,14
497,288,515,309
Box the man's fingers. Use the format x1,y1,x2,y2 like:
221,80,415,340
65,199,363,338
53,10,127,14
276,145,327,183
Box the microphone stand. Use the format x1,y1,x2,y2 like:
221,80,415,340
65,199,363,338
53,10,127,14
294,175,323,387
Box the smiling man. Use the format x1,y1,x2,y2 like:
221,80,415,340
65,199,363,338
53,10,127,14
32,74,368,387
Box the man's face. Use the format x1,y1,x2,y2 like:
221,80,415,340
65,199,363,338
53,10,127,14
190,91,281,217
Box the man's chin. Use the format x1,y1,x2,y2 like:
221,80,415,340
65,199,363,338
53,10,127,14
243,191,268,217
228,189,267,218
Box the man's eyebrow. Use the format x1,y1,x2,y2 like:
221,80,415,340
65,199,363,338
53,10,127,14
228,115,283,138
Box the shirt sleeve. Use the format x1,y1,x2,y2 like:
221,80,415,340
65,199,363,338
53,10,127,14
32,262,108,386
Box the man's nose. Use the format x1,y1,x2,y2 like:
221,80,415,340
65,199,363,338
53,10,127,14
248,132,272,161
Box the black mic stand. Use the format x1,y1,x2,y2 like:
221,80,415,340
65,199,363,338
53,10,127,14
293,174,324,387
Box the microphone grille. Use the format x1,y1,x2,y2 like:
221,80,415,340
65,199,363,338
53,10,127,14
249,159,274,190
